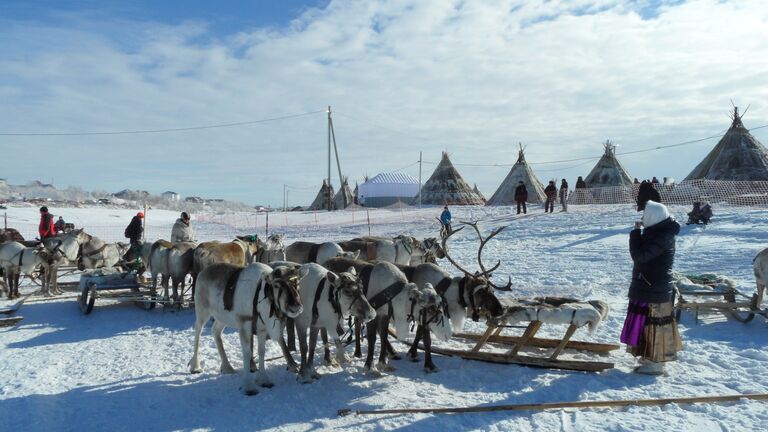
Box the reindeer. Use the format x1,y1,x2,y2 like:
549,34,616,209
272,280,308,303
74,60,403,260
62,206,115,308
191,236,263,294
146,240,196,304
403,222,511,370
252,234,286,263
285,241,360,265
324,257,452,375
41,229,89,295
279,263,376,383
78,233,130,270
189,263,303,395
0,242,56,298
338,235,428,266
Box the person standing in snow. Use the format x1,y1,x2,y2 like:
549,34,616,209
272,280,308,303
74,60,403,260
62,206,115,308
38,206,56,239
620,201,682,375
125,212,144,247
514,181,528,214
544,181,557,213
575,176,587,189
559,179,569,212
171,212,195,243
439,206,452,235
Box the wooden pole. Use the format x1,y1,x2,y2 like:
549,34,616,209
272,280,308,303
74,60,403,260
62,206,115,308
340,393,768,417
418,152,422,208
327,105,332,211
142,203,147,241
366,209,371,237
265,211,269,237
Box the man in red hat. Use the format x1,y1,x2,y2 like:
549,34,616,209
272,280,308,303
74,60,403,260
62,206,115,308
124,212,144,247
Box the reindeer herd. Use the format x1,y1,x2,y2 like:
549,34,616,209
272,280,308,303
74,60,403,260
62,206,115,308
0,222,518,395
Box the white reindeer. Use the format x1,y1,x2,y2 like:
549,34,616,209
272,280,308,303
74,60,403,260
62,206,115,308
189,263,303,395
286,263,376,383
0,242,55,298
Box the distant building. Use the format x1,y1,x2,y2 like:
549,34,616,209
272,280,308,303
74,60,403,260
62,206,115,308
161,191,180,201
185,196,206,204
359,172,420,207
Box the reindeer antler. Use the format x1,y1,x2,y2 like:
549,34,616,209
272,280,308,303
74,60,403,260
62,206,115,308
458,220,513,291
439,225,475,277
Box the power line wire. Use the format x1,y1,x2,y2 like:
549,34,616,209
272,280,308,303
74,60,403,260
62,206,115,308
420,123,768,168
0,110,326,136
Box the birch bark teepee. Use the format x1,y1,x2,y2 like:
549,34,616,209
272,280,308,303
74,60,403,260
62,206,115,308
584,140,633,187
685,107,768,181
487,144,546,205
416,151,484,205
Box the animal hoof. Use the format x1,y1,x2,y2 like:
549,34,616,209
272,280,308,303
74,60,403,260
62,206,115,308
220,366,236,375
377,362,396,372
286,364,299,373
408,354,419,362
365,367,382,378
325,358,340,368
190,367,202,374
311,371,321,380
389,353,402,361
242,388,259,396
424,365,439,374
260,382,274,389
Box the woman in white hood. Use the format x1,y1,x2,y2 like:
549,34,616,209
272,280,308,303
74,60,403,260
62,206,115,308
620,200,682,375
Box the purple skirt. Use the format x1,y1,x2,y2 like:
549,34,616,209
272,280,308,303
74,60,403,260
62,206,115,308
620,300,649,346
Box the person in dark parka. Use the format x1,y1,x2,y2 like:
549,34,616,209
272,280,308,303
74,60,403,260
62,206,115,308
636,180,661,211
514,181,528,214
124,212,144,247
620,201,682,375
559,179,569,212
575,176,587,189
544,181,557,213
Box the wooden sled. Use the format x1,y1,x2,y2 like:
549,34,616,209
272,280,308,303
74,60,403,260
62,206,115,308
674,274,766,323
0,294,30,328
425,297,619,372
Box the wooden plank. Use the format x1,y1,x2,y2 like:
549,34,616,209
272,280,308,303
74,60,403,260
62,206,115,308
428,346,613,372
454,332,620,353
344,393,768,416
506,321,542,356
549,324,577,360
0,294,31,315
0,316,23,327
471,325,497,353
677,301,752,309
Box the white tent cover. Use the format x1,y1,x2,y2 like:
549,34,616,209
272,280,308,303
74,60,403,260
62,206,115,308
358,172,419,204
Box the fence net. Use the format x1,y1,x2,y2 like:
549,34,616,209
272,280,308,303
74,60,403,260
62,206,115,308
567,179,768,207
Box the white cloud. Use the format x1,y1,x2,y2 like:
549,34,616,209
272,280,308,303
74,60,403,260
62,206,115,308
1,0,767,205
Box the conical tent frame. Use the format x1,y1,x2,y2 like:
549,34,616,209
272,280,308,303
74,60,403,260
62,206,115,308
583,140,633,188
415,151,484,205
487,143,546,205
685,107,768,181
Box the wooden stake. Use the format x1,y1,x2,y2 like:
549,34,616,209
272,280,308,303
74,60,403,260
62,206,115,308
340,393,768,416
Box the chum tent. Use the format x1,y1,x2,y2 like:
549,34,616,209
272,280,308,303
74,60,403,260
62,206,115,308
334,177,354,209
308,180,335,210
416,152,484,205
584,141,633,188
487,145,546,205
685,107,768,181
358,172,419,207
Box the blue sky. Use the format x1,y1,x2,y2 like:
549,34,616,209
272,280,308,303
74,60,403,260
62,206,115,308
1,0,767,206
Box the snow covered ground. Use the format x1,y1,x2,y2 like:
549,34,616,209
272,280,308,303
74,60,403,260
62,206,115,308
1,203,767,431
